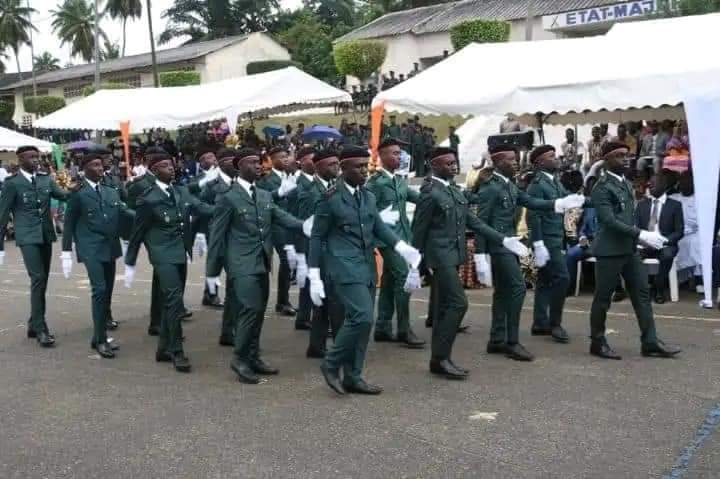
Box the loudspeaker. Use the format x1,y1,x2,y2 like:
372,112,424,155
487,130,535,151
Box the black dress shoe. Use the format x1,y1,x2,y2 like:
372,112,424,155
320,363,346,395
181,309,193,321
202,294,224,309
531,327,552,336
612,289,627,302
36,331,55,348
294,320,311,331
374,332,396,343
148,326,160,336
343,379,383,395
156,350,172,362
429,359,467,379
486,341,506,354
449,359,469,375
551,325,570,343
306,347,326,359
425,316,433,328
642,340,681,358
275,304,296,316
590,340,622,360
654,291,667,304
91,340,119,351
171,352,191,372
106,318,119,330
505,343,534,361
218,336,234,347
95,342,115,359
251,358,279,375
397,330,425,349
231,359,260,384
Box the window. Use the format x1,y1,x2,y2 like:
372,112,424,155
63,84,89,98
22,114,33,128
109,74,141,88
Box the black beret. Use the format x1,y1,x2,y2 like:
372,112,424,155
268,146,287,157
601,141,629,157
296,146,316,160
86,144,111,155
216,148,236,162
430,146,457,160
340,145,370,160
233,148,260,169
488,144,518,155
314,149,339,163
378,137,406,150
80,151,104,168
144,146,170,159
16,145,39,155
529,144,556,164
196,145,216,157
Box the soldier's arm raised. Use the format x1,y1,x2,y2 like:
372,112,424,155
271,202,303,231
308,197,330,269
410,189,433,252
124,196,153,266
49,177,70,201
592,184,640,238
525,181,545,245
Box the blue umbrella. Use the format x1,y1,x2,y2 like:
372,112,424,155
262,125,285,138
302,126,343,142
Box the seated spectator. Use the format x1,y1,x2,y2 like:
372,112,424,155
612,123,638,158
635,171,684,303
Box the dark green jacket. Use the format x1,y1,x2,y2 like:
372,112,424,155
365,169,419,246
412,177,503,268
126,171,155,209
526,171,570,249
387,124,402,139
295,176,331,255
288,173,315,252
471,174,555,255
309,179,399,286
100,172,127,202
0,171,69,250
125,183,214,266
256,170,290,247
62,178,134,263
193,176,234,236
206,183,303,278
591,172,640,257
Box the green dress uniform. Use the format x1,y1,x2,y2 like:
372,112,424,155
125,182,214,358
472,173,555,347
309,179,401,386
289,172,315,329
387,124,402,140
412,177,504,362
410,131,426,177
526,171,572,332
256,170,293,309
589,172,658,346
62,178,134,346
365,168,419,338
206,181,303,369
0,170,69,336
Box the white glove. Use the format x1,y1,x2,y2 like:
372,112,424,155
403,267,422,292
296,254,308,288
302,216,314,238
394,240,421,269
638,230,668,250
533,241,550,268
206,276,220,296
277,175,297,198
0,251,5,266
124,264,135,288
379,205,400,226
194,233,207,257
60,251,73,278
198,166,219,188
283,244,298,270
474,254,492,286
308,268,325,306
121,240,129,258
502,236,530,257
554,193,586,213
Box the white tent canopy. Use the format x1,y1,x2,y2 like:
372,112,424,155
0,126,54,152
35,67,352,133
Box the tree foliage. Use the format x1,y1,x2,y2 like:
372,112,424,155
51,0,108,63
104,0,142,56
33,52,61,72
450,19,510,51
159,70,202,87
246,60,301,75
0,100,14,126
333,40,387,81
277,13,340,84
82,82,132,96
0,0,37,79
23,96,66,116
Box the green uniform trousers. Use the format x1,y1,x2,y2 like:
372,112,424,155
324,283,375,385
219,274,238,340
296,280,312,328
590,254,658,344
490,254,526,345
532,247,570,330
308,278,344,353
375,247,411,336
430,265,468,360
232,273,269,362
20,242,53,334
149,271,162,331
154,263,187,355
83,260,116,344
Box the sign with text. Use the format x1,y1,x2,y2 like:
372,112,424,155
542,0,680,31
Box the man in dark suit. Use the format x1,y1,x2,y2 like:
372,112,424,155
635,171,684,303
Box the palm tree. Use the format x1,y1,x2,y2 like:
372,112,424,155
0,0,37,80
100,40,120,60
105,0,142,57
33,51,62,72
51,0,108,63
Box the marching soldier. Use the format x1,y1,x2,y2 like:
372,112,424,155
99,146,127,202
124,150,215,373
366,138,425,349
588,142,681,359
0,145,70,347
206,148,306,384
309,146,422,396
61,149,135,358
472,145,584,362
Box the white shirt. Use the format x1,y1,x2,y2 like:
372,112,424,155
302,172,314,183
0,167,8,183
432,175,450,187
19,168,36,183
218,170,232,186
605,170,625,183
271,168,286,180
648,193,667,233
492,172,510,183
344,182,357,196
85,178,99,190
236,176,255,197
541,171,554,181
155,179,171,196
315,176,330,190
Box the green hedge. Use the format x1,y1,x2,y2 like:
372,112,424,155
333,40,387,81
0,101,14,124
23,96,66,116
450,19,510,51
159,70,201,87
246,60,301,75
82,82,132,96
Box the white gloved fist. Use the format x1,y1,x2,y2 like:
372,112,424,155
0,250,5,266
60,251,73,279
403,267,422,292
121,240,129,258
278,175,297,198
302,215,314,238
198,166,219,188
638,230,668,250
554,193,585,213
379,205,400,226
394,240,421,269
533,241,550,268
308,268,325,306
502,236,530,257
124,264,135,288
194,233,207,257
296,254,308,288
284,244,298,270
206,276,220,296
473,254,492,286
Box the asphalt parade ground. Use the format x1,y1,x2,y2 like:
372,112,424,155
0,242,718,478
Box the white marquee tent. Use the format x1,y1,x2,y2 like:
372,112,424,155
0,126,54,152
375,13,720,306
35,67,352,133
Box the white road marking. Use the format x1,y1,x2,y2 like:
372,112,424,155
469,412,498,421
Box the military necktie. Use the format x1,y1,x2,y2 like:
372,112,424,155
95,184,102,202
249,185,257,202
354,189,361,208
648,198,660,231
